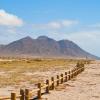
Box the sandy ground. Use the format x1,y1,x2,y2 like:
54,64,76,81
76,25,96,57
42,61,100,100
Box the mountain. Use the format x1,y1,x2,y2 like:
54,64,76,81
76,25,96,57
0,36,99,59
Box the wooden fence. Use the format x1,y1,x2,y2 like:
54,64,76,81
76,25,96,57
0,63,85,100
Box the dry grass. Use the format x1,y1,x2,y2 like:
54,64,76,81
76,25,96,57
0,58,90,88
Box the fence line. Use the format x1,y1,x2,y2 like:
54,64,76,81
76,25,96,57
0,63,85,100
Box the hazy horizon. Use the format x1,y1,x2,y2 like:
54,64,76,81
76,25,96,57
0,0,100,57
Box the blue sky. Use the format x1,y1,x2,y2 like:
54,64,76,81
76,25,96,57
0,0,100,56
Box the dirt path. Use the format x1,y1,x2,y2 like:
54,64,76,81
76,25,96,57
42,61,100,100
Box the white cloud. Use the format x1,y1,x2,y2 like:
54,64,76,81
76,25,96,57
33,22,61,30
47,22,61,29
0,9,23,27
33,20,78,30
62,20,78,27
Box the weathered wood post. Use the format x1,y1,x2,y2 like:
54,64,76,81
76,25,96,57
65,72,67,82
71,70,73,78
76,62,80,75
82,64,84,71
76,67,78,75
81,64,83,72
73,68,76,77
46,79,49,93
70,70,72,79
20,89,25,100
78,67,79,74
78,67,80,73
79,66,81,73
76,62,80,67
79,64,81,73
61,74,63,84
74,68,76,76
11,93,16,100
80,66,82,73
75,67,77,75
57,75,59,86
72,69,75,78
68,71,71,80
25,89,30,100
38,83,41,99
83,64,85,71
51,77,55,90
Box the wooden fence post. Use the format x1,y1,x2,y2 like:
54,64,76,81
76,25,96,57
61,74,63,84
80,67,81,73
77,67,80,75
74,68,76,76
73,68,76,77
76,62,80,67
51,77,55,90
70,70,72,78
38,83,41,99
20,89,24,100
83,65,85,71
25,89,29,100
11,93,16,100
46,79,49,93
65,72,67,82
77,67,79,74
57,75,59,86
81,66,83,72
82,64,84,71
71,70,73,78
68,71,71,80
72,69,75,78
79,67,81,73
76,67,78,75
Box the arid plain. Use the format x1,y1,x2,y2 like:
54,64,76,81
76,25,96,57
0,58,99,100
0,58,81,97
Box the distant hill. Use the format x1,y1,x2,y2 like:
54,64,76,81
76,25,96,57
0,36,99,59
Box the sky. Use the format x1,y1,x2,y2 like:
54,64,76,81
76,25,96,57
0,0,100,56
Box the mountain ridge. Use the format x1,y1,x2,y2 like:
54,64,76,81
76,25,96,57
0,36,99,59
